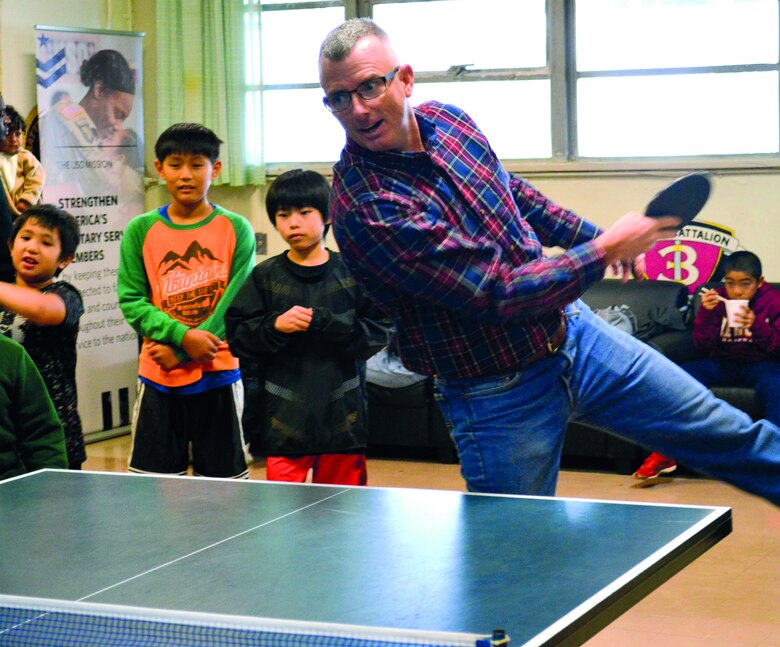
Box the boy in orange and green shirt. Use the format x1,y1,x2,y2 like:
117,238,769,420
118,123,254,478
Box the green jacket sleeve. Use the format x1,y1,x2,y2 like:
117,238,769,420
1,339,67,477
117,212,191,348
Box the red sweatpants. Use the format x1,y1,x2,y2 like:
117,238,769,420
265,454,367,486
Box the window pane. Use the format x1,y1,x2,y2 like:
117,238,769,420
261,88,347,163
413,80,551,159
374,0,546,71
578,72,779,156
578,0,778,71
261,7,345,85
248,0,322,4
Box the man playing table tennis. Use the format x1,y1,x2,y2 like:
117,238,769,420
318,18,780,505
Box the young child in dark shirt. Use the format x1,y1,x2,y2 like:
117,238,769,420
226,169,391,485
0,204,84,469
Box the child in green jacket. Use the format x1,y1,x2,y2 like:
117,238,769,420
0,334,66,480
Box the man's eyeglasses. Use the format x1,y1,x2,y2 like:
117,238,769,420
323,67,401,113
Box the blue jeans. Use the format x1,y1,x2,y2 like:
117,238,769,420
434,300,780,504
682,358,780,427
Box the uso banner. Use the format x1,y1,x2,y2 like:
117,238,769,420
36,26,144,438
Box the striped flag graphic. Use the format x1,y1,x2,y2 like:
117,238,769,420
36,48,66,88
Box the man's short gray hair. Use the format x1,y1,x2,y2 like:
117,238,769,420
319,18,389,62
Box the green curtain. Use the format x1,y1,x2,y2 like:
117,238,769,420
155,0,265,186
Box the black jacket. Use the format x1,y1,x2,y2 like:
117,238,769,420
226,251,391,456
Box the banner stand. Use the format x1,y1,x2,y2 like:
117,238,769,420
36,25,144,440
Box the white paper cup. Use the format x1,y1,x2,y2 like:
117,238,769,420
725,299,749,327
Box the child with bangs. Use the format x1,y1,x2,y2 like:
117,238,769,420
226,169,391,485
0,204,85,469
118,122,255,478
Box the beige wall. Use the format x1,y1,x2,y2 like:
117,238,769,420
0,0,133,112
3,1,779,277
529,171,780,277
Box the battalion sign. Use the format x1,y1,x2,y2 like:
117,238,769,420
645,221,743,293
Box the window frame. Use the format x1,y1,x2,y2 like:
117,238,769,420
247,0,780,175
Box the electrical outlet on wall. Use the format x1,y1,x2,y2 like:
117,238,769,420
255,232,267,256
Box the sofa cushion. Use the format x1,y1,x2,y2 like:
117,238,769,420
580,279,689,335
567,279,691,474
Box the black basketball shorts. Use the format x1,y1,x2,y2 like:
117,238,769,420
128,380,249,478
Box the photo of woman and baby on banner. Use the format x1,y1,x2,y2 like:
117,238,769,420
36,26,143,437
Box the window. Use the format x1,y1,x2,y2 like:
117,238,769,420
245,0,780,166
575,0,779,157
373,0,551,159
244,1,348,164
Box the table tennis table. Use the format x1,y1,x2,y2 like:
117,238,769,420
0,470,731,647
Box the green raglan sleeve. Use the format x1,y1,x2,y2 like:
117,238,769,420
117,212,191,348
196,211,256,340
11,342,67,473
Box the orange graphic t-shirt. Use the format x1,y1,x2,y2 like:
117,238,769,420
117,205,255,387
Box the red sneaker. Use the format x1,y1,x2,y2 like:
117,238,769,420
633,452,677,479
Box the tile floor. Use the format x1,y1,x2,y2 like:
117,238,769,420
85,436,780,647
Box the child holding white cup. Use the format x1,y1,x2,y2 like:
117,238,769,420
634,251,780,479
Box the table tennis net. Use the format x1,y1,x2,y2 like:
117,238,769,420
0,597,489,647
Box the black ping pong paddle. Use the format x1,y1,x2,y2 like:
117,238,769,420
645,172,711,228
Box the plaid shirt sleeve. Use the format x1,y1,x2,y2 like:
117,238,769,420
334,167,606,324
330,102,609,376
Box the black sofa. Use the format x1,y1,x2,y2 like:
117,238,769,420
367,279,777,471
367,279,691,468
366,378,457,463
562,279,691,474
652,280,780,420
564,279,780,473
